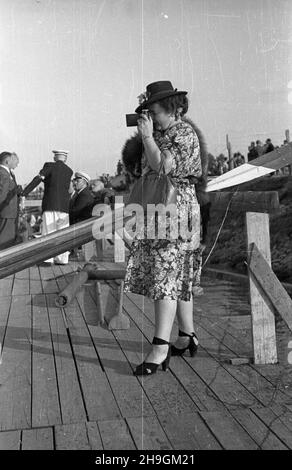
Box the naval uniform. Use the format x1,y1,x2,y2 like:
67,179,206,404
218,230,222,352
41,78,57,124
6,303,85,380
23,160,73,263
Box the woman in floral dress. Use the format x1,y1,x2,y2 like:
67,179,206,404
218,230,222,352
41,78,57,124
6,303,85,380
124,81,203,376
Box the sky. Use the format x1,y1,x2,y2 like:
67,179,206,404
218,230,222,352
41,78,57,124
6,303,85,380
0,0,291,184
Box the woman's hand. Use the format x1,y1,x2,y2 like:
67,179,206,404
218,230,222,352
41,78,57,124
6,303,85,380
137,112,153,140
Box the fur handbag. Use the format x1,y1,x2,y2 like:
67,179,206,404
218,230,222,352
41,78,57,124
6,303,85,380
127,156,177,210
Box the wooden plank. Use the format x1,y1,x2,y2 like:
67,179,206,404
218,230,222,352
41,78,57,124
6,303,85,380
264,404,292,434
12,278,30,296
85,421,104,450
246,212,277,364
12,271,30,296
0,276,14,297
29,266,43,294
157,412,222,450
126,292,261,410
166,356,226,412
199,410,258,449
98,418,136,450
115,291,225,413
190,300,292,401
83,285,155,418
39,265,59,294
209,191,279,213
0,430,21,450
0,209,129,279
126,416,173,450
140,290,290,409
0,296,12,346
229,408,288,450
248,242,292,333
193,315,289,406
15,268,30,279
22,427,54,450
55,422,103,450
0,295,31,430
31,294,62,427
62,295,121,422
195,314,253,358
251,405,292,449
95,238,107,260
45,293,87,424
113,295,202,416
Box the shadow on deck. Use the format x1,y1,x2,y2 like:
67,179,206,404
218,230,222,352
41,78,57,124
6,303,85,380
0,259,292,450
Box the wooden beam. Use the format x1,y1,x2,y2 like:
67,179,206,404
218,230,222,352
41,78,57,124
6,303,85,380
246,212,277,364
0,208,131,279
209,191,279,213
248,243,292,333
55,265,126,307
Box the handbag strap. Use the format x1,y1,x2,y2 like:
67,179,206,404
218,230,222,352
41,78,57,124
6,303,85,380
158,151,168,176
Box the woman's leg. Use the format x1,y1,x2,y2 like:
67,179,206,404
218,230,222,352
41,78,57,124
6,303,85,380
145,298,177,364
173,297,197,349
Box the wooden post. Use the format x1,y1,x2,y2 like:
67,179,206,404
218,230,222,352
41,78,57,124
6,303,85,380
114,196,125,262
95,238,106,260
226,134,234,171
248,243,292,333
95,281,105,324
246,212,277,364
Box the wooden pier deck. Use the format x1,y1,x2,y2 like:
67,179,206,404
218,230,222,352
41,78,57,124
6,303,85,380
0,259,292,450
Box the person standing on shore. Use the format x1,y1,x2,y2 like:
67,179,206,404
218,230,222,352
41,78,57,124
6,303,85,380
22,150,73,264
0,152,22,249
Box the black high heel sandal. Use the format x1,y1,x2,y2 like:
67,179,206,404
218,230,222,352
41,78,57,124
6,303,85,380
133,337,171,376
171,330,198,357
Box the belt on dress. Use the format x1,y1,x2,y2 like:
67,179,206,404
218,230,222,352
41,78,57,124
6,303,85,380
172,176,200,184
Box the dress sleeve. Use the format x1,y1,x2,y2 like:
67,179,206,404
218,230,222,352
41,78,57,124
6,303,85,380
169,125,202,178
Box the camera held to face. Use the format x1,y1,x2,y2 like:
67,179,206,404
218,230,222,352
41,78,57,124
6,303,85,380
125,109,149,127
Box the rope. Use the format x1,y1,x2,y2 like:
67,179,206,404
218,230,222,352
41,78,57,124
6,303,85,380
202,186,239,269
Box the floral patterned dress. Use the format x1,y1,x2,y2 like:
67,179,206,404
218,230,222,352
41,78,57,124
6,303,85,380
124,121,202,301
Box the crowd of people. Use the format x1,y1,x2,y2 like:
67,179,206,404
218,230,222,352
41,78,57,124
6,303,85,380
208,136,290,176
0,150,116,257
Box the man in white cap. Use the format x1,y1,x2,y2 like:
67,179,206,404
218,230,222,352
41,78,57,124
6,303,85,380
23,150,73,264
69,170,94,225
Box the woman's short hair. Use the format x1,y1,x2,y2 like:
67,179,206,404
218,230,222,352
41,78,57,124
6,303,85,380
0,151,12,164
156,94,189,117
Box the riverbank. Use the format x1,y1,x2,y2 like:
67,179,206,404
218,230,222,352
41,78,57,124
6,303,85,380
205,175,292,284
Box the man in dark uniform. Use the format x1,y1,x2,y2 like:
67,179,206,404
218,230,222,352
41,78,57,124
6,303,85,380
23,150,73,264
69,171,94,225
0,152,22,249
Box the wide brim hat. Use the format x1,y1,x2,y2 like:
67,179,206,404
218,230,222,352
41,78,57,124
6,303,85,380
74,170,91,184
135,81,187,113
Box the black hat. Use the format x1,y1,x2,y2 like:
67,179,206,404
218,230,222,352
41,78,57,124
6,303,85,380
135,81,187,113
